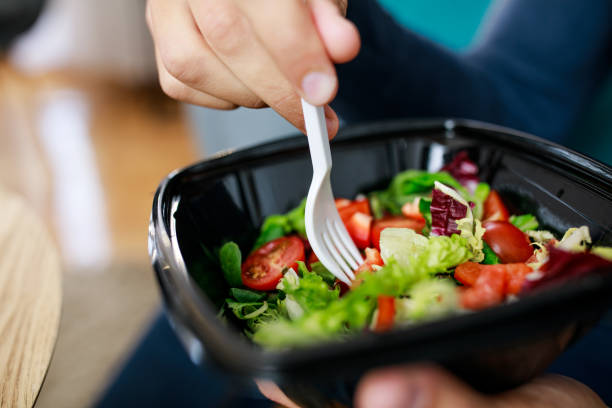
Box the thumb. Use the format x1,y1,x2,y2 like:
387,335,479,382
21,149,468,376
355,365,607,408
355,365,488,408
308,0,360,64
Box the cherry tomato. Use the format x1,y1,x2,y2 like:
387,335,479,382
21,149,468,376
483,221,533,263
337,198,371,223
371,216,426,250
483,190,510,222
460,267,506,310
375,295,395,332
454,261,532,295
241,236,305,291
346,212,372,249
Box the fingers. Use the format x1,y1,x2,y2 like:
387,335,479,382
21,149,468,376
154,49,237,110
255,380,301,408
148,0,264,108
355,365,607,408
147,0,349,137
308,0,361,63
234,0,340,106
495,374,606,408
355,364,488,408
189,0,307,127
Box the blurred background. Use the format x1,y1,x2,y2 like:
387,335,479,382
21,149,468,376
1,0,610,407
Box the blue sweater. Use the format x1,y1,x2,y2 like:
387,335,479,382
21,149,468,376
335,0,612,144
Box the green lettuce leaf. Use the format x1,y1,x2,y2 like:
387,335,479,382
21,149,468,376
219,242,242,287
510,214,539,232
309,262,337,286
395,279,459,322
481,241,500,264
253,235,471,348
230,288,266,302
470,182,490,220
253,199,306,249
278,262,339,314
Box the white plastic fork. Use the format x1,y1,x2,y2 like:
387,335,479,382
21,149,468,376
301,99,363,285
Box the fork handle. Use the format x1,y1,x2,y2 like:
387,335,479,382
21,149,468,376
301,99,332,176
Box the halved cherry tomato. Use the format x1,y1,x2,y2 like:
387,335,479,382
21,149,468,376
371,216,426,250
335,198,351,209
337,198,371,223
483,190,510,222
375,295,395,332
460,267,506,310
454,262,482,286
505,263,533,294
454,261,532,295
346,212,372,249
483,221,533,263
241,236,305,291
401,200,425,221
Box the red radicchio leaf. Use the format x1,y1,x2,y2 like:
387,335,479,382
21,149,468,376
522,246,612,292
441,151,479,193
430,187,468,236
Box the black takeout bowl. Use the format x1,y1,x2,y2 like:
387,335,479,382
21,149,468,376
149,119,612,407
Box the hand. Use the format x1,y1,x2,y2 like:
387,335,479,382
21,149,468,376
257,364,606,408
145,0,361,138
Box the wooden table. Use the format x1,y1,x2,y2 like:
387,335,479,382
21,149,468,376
0,189,62,408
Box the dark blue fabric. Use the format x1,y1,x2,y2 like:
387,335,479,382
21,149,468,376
94,312,273,408
335,0,612,144
548,321,612,405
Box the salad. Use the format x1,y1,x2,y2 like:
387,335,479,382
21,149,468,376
211,152,612,348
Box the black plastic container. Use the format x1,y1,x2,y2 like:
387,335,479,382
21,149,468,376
149,119,612,407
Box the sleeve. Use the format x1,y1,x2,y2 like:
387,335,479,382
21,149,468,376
333,0,612,143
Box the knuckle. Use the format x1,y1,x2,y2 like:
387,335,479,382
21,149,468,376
159,47,200,85
159,75,187,101
241,96,267,109
200,6,248,55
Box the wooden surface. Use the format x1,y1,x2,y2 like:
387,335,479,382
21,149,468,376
0,190,62,408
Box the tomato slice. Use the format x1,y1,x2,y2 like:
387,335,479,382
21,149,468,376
346,212,372,249
337,198,371,223
483,190,510,222
505,263,533,295
483,221,533,263
371,216,426,250
454,262,482,286
375,295,395,332
455,261,532,296
355,248,384,274
401,200,425,221
460,267,506,310
335,198,351,209
364,247,384,267
241,236,305,291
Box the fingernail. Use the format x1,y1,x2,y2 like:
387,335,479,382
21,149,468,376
301,71,337,105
